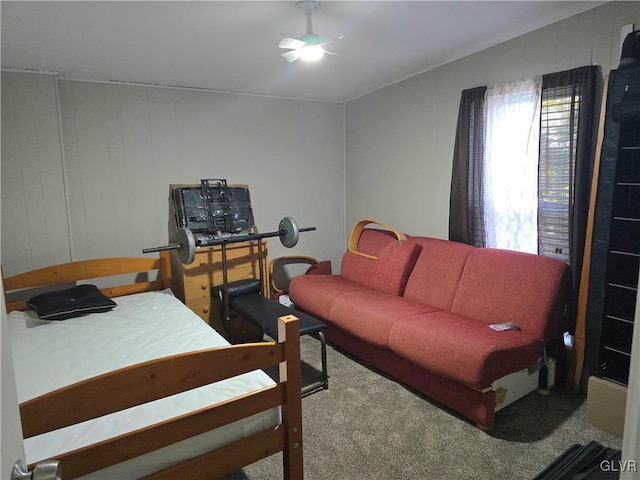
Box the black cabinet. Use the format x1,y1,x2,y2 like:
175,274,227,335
586,66,640,386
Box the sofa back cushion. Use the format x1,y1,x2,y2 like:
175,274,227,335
403,237,474,311
352,228,400,256
341,229,422,296
450,248,569,342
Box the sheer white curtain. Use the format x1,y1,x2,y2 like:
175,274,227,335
483,77,542,253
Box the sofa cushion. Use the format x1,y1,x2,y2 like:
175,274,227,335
388,311,543,388
289,275,372,320
328,290,439,348
450,248,569,343
403,237,474,311
341,240,422,296
355,228,400,256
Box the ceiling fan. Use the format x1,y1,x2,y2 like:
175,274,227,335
279,0,342,63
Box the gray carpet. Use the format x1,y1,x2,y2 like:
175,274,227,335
223,336,622,480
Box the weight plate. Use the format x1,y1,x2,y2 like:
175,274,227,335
279,216,299,248
177,227,196,264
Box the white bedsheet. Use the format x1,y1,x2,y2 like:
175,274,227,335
8,289,279,479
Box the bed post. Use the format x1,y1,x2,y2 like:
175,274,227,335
278,315,304,480
159,250,172,290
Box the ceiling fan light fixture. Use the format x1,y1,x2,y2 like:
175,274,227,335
300,44,324,62
280,0,341,64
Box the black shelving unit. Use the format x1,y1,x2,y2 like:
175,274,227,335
586,65,640,386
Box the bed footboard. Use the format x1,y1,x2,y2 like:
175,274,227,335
21,315,303,480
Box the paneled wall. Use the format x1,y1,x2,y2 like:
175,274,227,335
1,77,346,277
1,73,71,276
3,2,637,276
345,1,640,238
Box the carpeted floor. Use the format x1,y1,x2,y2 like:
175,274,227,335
223,336,622,480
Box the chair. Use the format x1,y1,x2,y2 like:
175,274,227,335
269,255,332,301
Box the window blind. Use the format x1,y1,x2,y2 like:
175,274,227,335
539,84,580,262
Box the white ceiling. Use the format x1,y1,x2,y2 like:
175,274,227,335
1,1,603,103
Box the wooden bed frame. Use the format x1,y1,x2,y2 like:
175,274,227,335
3,251,303,479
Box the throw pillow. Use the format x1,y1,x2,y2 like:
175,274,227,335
27,284,116,320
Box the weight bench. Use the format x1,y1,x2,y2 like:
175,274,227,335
213,279,328,397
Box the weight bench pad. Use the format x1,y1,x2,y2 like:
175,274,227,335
212,278,262,300
228,293,327,338
220,284,329,396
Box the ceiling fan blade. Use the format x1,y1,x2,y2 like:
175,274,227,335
322,48,339,57
320,35,344,47
279,38,306,50
281,49,302,63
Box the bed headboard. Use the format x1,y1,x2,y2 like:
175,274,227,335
3,251,172,313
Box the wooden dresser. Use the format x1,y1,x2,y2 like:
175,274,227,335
170,240,268,342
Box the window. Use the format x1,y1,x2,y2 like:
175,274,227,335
449,65,598,330
483,77,541,254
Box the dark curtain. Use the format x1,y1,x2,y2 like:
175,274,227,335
540,65,598,333
449,86,487,246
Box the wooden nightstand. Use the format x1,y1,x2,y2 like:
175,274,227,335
170,240,268,342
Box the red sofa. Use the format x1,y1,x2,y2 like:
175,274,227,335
289,219,570,429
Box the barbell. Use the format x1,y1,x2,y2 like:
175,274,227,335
143,216,315,264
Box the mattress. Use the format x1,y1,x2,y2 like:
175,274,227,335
8,289,279,479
